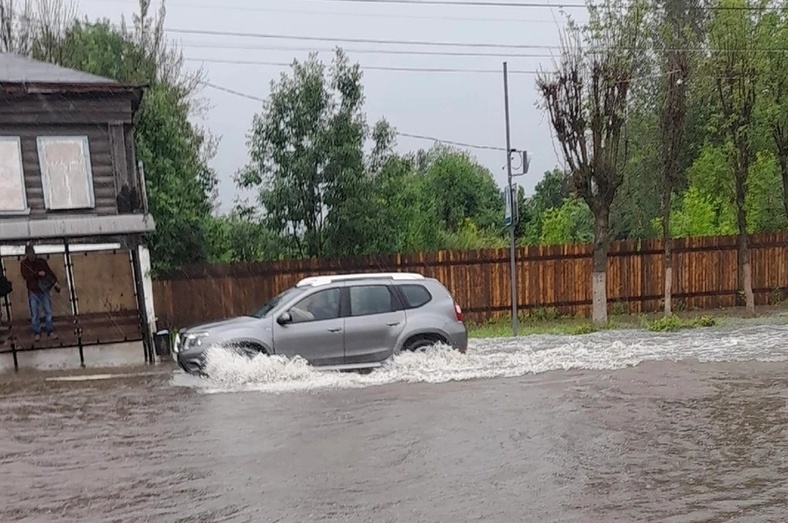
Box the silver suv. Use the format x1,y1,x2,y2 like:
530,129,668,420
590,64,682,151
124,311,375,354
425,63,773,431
174,272,468,375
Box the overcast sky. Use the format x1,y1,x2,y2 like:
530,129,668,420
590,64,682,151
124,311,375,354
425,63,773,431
77,0,588,213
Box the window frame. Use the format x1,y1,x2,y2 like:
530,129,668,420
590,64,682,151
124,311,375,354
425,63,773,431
0,136,30,216
288,287,343,324
395,283,434,310
346,284,402,318
36,135,96,211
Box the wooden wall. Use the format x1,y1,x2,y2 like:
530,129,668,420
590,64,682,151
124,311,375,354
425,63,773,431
1,124,119,216
152,232,788,328
0,92,141,217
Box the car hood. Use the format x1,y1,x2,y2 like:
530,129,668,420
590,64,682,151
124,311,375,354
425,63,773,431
180,316,259,335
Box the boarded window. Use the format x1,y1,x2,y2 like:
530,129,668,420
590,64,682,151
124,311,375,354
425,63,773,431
0,136,28,213
37,136,95,210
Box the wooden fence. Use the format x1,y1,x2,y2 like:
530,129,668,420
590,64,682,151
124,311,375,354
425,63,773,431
152,232,788,328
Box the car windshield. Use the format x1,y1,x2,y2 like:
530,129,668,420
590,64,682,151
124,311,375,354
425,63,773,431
248,287,304,318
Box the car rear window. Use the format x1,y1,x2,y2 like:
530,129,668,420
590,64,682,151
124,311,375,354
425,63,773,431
399,284,432,309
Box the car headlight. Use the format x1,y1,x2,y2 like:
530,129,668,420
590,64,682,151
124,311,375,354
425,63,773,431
184,332,210,348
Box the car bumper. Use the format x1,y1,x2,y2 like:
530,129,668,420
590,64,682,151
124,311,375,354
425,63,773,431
178,355,203,375
444,322,469,353
176,347,206,375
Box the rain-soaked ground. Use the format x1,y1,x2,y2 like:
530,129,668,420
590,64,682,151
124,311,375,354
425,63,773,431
1,321,788,522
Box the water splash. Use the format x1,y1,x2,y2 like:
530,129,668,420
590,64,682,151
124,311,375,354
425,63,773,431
170,324,788,394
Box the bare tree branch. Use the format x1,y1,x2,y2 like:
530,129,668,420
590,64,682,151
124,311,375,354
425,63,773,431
537,0,646,323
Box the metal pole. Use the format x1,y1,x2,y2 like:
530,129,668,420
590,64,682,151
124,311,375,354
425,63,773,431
503,62,518,337
63,238,85,368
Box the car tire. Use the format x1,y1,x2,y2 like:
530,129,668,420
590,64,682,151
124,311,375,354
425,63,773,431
403,336,443,353
229,342,267,359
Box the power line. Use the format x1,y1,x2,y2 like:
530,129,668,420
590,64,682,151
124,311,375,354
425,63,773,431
86,0,584,10
117,0,785,11
166,28,560,50
306,0,778,8
396,132,505,151
179,42,558,59
189,58,541,73
179,41,788,58
16,8,788,54
167,28,788,54
83,0,565,24
203,81,266,102
200,81,506,151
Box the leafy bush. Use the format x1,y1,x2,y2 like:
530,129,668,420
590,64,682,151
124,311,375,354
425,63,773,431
646,314,719,332
571,323,598,335
647,315,685,332
692,315,718,328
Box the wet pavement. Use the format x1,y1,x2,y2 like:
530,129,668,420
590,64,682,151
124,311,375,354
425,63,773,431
1,323,787,522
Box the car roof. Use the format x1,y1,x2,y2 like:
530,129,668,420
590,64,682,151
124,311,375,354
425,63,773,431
295,272,426,288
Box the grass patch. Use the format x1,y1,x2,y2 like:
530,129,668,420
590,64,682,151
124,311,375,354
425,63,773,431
467,317,608,338
570,323,600,335
644,314,719,332
693,315,719,328
468,312,725,339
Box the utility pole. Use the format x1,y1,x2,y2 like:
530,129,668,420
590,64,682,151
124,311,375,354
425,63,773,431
503,62,518,337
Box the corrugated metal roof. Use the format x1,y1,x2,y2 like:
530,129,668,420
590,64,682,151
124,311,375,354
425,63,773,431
0,53,118,84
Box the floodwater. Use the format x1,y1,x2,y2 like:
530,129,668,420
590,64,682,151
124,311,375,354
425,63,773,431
1,322,788,522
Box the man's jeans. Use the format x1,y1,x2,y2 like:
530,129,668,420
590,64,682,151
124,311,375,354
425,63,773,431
28,291,54,335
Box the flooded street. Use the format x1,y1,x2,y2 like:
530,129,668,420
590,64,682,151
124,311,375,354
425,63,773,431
2,323,788,522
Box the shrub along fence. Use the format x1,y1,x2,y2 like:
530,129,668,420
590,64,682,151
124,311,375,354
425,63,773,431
152,232,788,329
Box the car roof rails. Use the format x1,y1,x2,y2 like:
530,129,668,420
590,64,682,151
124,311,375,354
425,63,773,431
296,272,425,288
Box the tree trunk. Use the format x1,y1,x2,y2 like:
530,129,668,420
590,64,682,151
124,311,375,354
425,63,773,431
735,174,755,316
780,155,788,221
662,190,673,317
591,210,611,324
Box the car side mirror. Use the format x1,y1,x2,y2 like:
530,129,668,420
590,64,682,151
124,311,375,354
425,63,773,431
277,312,292,325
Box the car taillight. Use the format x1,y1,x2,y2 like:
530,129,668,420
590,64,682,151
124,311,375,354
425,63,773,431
454,302,464,322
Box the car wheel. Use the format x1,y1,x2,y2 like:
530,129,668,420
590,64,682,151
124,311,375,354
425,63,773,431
229,342,267,359
403,336,442,353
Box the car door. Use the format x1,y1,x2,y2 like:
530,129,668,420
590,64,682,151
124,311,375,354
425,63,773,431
342,284,406,364
272,287,345,366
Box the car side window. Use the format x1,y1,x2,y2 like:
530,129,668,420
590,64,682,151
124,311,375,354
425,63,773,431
289,288,341,323
349,285,395,317
399,284,432,309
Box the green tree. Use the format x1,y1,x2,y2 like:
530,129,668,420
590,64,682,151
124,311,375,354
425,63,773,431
238,49,390,259
665,187,734,237
539,196,595,245
758,5,788,220
746,150,788,232
420,145,504,235
654,0,703,315
362,153,445,254
519,169,570,244
206,206,292,263
707,0,763,315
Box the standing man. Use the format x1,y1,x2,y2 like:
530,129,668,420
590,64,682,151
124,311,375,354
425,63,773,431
0,270,11,346
20,245,60,342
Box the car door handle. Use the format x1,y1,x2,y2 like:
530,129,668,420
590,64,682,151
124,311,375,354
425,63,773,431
328,327,342,333
387,322,401,327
